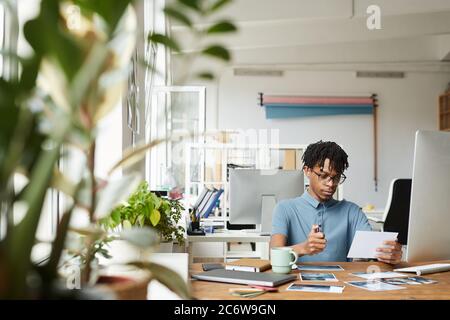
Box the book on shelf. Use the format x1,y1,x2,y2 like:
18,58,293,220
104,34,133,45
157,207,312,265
193,188,209,211
194,187,224,220
225,259,272,272
202,188,223,218
283,149,296,170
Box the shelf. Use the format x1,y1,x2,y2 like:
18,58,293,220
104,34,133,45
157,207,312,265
189,143,308,150
201,216,228,220
189,181,227,185
186,143,308,231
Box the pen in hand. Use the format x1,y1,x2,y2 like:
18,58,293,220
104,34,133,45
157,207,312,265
314,224,325,238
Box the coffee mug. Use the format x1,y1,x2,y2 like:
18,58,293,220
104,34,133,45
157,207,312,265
270,247,298,274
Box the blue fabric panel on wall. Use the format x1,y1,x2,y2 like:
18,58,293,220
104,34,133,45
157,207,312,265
265,105,373,119
263,103,374,108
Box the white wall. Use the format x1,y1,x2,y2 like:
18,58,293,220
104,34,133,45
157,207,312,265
169,0,450,209
214,68,449,208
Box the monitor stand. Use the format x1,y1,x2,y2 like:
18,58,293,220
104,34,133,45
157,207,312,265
260,194,276,235
241,195,276,236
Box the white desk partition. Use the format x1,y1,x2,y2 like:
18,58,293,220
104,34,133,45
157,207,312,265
186,231,271,264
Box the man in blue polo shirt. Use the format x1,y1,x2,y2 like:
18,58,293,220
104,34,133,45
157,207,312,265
270,140,402,265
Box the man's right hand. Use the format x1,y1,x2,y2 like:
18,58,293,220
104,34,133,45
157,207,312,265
297,224,327,256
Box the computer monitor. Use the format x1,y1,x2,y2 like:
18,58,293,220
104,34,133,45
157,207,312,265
406,130,450,262
229,169,304,233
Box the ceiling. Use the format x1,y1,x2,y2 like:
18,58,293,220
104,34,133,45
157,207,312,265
170,0,450,72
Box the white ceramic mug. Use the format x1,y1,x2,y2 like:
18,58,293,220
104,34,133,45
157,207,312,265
270,247,298,274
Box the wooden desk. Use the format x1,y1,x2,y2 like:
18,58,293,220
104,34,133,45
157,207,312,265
190,260,450,300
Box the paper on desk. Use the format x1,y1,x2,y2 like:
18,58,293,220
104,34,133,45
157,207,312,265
347,231,398,259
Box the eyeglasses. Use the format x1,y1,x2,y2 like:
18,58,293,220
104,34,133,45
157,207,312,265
312,170,346,185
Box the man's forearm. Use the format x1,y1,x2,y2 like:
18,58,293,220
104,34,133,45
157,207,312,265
270,235,311,257
290,242,307,257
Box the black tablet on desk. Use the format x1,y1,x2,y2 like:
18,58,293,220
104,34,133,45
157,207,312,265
192,269,297,287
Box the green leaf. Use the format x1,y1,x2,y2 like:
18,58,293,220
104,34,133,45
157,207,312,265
51,170,77,198
176,0,201,11
73,0,134,34
107,139,165,176
150,209,161,227
163,7,192,27
129,261,191,299
201,45,231,61
19,56,41,93
137,214,145,227
7,119,70,297
41,188,81,283
111,209,121,225
148,33,180,52
196,72,215,80
69,42,109,112
206,21,237,34
153,194,162,209
123,220,132,229
23,0,84,81
207,0,232,14
120,227,159,248
145,201,154,219
70,225,105,238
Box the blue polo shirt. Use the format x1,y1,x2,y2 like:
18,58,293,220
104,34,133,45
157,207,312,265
272,190,372,262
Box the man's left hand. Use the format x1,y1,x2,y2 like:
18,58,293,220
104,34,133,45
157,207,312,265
376,240,403,265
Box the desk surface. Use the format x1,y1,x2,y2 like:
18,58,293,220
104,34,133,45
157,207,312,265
190,260,450,300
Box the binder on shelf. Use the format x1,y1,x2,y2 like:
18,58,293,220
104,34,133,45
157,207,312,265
196,188,214,220
201,188,224,218
193,188,209,211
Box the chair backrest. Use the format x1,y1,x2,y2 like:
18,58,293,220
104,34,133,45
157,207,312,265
383,179,412,245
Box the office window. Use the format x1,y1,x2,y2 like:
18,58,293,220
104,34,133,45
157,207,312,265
147,86,206,191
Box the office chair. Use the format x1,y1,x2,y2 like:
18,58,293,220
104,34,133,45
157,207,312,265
368,178,412,245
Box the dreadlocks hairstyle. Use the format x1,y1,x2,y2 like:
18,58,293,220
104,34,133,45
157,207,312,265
302,140,349,174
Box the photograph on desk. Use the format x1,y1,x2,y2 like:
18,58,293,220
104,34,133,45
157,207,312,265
299,273,338,282
286,283,345,294
351,271,408,280
380,277,438,286
346,280,405,292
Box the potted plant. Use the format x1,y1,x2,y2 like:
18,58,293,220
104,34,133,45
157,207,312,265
0,0,187,299
0,0,236,299
100,181,185,254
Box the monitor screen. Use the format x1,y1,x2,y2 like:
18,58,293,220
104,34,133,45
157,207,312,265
229,169,304,228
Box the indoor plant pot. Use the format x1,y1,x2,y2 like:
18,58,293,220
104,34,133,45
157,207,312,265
95,275,151,300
